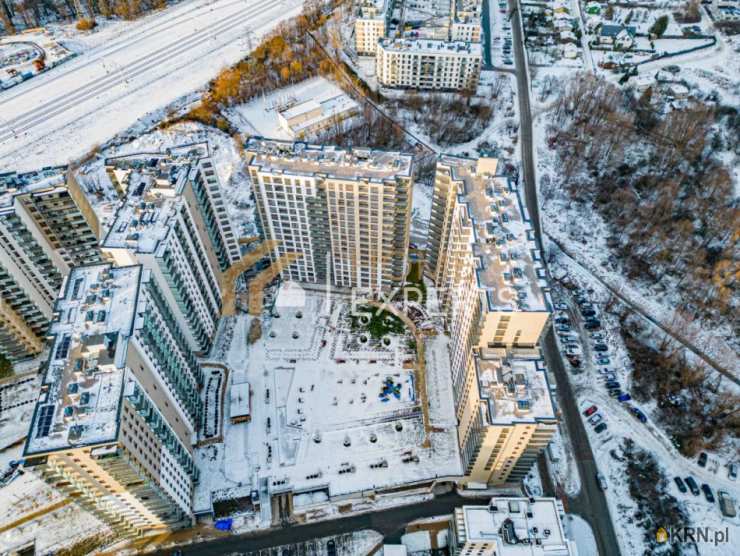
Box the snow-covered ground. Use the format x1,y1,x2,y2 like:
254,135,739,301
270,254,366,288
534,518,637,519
0,0,303,171
194,286,462,528
0,30,74,89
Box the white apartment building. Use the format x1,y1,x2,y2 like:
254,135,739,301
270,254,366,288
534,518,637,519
246,138,413,292
102,155,234,354
24,263,201,537
450,498,577,555
426,156,554,484
355,0,392,55
376,38,482,90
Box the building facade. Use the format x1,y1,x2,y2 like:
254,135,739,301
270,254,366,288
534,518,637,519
246,138,413,292
101,155,234,354
0,169,102,361
376,38,482,90
355,0,392,55
24,263,201,537
426,156,555,485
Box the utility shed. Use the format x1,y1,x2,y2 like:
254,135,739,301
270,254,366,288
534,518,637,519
230,381,251,423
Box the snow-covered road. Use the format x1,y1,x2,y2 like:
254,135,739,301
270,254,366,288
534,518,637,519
0,0,303,171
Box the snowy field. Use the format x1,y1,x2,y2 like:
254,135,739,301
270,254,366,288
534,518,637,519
0,0,303,171
195,286,462,526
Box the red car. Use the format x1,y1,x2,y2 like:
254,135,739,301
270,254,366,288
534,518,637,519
583,405,598,417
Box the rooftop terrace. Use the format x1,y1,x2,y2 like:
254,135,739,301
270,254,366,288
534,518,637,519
439,155,549,313
102,156,194,254
476,355,555,425
246,138,414,182
25,264,143,455
379,38,482,56
0,166,67,208
457,498,573,555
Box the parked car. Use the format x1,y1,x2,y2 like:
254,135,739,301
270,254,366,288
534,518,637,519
327,539,337,556
718,491,737,518
608,389,623,398
698,452,708,468
598,367,612,374
601,373,617,382
594,422,608,433
565,346,582,356
584,319,602,330
628,406,647,423
554,316,570,325
595,357,610,365
581,308,597,318
568,356,582,368
728,463,737,481
701,483,715,503
597,473,608,490
588,413,603,426
674,476,687,494
593,343,609,352
591,332,605,340
556,324,570,332
606,381,620,390
685,476,700,496
583,405,598,417
617,393,632,402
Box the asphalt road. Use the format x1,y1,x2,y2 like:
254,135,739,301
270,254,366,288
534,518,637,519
507,2,620,555
154,492,491,555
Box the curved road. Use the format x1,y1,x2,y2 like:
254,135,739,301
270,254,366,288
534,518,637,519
506,0,620,554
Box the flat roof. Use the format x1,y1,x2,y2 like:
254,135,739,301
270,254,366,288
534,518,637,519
0,166,67,209
230,381,251,419
25,263,143,455
245,138,413,182
476,356,555,425
379,38,482,56
458,498,573,555
358,0,391,19
102,156,195,254
438,155,550,313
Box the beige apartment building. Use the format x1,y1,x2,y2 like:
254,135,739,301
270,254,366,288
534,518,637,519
24,263,201,537
376,38,482,90
355,0,392,55
246,138,413,292
0,169,102,361
426,156,554,485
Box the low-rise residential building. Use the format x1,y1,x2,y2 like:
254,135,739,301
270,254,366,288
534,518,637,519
0,168,102,361
277,90,360,139
376,38,482,90
449,498,577,555
101,154,238,354
598,24,636,49
426,156,554,484
24,263,202,537
246,138,413,292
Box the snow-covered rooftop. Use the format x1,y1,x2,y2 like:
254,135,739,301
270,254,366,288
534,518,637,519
457,498,575,555
439,155,550,313
476,355,555,425
245,138,413,181
25,263,142,455
379,38,482,56
0,166,67,208
102,154,199,254
358,0,391,19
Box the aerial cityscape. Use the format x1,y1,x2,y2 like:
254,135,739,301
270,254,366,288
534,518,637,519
0,0,737,555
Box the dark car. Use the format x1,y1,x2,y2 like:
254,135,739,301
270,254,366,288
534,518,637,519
618,393,632,402
327,539,336,556
584,319,601,330
702,484,715,503
581,309,597,318
594,343,609,352
685,476,700,496
698,452,708,468
606,381,620,389
594,422,608,433
608,389,623,398
628,406,647,423
554,317,570,325
583,405,598,417
674,477,687,493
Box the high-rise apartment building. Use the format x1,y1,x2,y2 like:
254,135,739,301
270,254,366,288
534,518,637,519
0,169,102,361
246,138,413,292
24,263,201,537
101,155,237,354
426,156,555,484
449,498,576,555
376,38,482,90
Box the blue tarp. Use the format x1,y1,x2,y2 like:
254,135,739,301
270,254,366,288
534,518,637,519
215,518,233,531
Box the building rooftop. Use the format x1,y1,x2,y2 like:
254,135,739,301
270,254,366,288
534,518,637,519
0,166,67,208
25,264,143,455
358,0,391,19
476,356,555,425
456,498,574,555
245,138,414,182
102,155,196,254
379,38,482,56
439,155,550,313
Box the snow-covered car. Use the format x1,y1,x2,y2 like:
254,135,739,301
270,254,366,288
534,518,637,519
597,473,608,490
556,324,570,332
719,491,736,517
595,357,610,365
591,332,606,340
728,463,737,481
588,413,603,426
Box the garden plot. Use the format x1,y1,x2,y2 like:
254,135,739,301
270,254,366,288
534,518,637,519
0,31,73,90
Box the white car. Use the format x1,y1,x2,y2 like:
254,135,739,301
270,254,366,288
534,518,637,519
588,413,603,426
597,473,608,490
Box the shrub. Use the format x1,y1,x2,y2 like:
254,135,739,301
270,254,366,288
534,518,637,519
649,15,669,38
76,18,97,31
